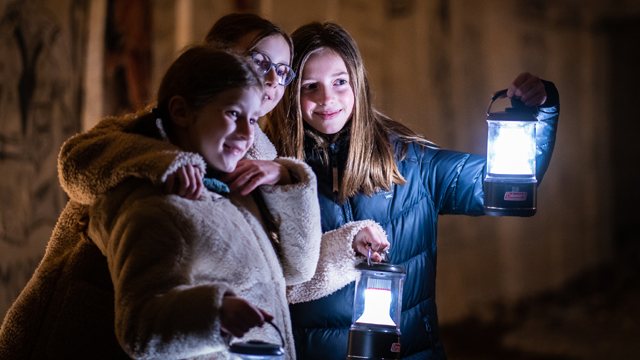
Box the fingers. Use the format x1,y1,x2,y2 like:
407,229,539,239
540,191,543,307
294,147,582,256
521,82,546,106
177,166,190,197
179,165,205,199
506,72,530,98
194,168,204,199
239,176,263,196
226,165,262,195
164,165,204,199
223,160,285,195
376,235,391,253
259,308,274,323
367,226,390,253
353,226,390,261
507,72,547,106
242,301,265,326
220,296,267,338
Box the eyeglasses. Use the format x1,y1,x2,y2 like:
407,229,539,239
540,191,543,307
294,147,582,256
250,52,296,86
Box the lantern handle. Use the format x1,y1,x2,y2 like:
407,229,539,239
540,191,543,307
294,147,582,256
487,89,540,117
487,89,508,116
265,318,286,348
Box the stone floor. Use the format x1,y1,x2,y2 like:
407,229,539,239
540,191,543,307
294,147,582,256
440,239,640,360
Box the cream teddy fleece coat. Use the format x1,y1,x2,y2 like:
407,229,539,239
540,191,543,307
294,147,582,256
0,110,384,360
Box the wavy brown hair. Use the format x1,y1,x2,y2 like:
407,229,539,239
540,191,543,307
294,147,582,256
129,46,263,139
204,13,293,61
265,22,435,203
155,46,263,139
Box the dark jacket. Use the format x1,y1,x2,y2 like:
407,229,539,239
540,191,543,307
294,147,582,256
290,81,560,359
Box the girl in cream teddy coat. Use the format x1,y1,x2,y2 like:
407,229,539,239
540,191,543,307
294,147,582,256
0,46,385,359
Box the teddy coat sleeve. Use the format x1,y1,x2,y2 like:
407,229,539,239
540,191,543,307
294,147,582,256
286,220,386,304
258,157,322,286
87,180,231,359
58,111,206,205
0,201,89,359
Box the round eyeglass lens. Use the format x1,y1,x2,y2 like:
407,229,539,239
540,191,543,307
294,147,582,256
276,66,293,85
251,53,271,74
250,52,295,86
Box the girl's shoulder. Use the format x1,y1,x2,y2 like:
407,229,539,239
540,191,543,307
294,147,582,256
390,135,441,163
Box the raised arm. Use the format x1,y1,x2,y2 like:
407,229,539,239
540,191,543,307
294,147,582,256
427,78,559,216
533,79,560,183
257,157,322,285
58,110,205,205
286,220,387,304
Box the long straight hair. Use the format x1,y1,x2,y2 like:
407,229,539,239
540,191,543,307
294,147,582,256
265,22,435,203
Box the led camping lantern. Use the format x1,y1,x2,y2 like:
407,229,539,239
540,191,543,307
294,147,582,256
347,261,406,359
484,89,539,217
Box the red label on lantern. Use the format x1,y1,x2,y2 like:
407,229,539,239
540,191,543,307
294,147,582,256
391,343,401,352
504,192,527,201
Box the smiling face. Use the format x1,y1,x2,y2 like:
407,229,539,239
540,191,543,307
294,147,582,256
299,48,355,134
185,86,263,173
236,33,291,116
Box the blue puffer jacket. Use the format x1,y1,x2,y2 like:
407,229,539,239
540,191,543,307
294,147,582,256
290,81,559,359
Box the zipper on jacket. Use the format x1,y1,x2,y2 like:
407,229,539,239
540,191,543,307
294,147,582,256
331,149,339,193
343,198,354,222
423,316,437,353
329,144,354,222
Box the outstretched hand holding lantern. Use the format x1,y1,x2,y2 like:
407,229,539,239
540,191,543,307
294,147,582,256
484,72,548,217
484,91,541,216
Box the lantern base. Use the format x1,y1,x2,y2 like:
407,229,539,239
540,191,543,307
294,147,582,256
347,325,401,359
484,179,537,217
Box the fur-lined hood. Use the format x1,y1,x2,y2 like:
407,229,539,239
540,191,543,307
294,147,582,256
1,109,385,360
57,108,279,205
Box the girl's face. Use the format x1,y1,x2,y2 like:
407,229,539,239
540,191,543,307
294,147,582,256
299,48,355,134
236,33,291,116
187,86,262,173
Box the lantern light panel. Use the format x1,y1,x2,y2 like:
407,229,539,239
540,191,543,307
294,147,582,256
487,121,536,176
483,89,539,217
355,278,396,327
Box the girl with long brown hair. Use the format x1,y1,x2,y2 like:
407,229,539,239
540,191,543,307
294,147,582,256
1,45,322,360
162,15,390,266
265,21,560,360
0,14,391,360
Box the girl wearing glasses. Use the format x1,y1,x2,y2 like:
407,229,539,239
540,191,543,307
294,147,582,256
172,16,390,267
0,44,320,359
165,14,391,281
1,14,387,360
264,22,560,360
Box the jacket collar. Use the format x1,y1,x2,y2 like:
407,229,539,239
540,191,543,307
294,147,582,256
303,122,351,176
303,121,352,148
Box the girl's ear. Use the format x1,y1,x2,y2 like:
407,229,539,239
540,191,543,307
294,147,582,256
167,95,190,128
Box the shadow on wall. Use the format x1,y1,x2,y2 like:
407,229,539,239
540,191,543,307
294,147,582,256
0,0,86,316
